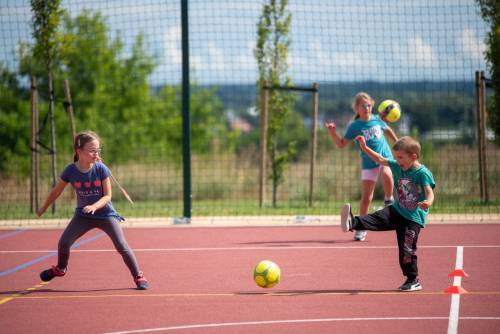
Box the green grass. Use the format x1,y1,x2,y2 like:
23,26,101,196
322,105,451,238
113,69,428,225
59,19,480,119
2,197,499,220
1,143,499,220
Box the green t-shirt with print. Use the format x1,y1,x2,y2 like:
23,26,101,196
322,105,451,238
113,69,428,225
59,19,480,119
388,159,435,227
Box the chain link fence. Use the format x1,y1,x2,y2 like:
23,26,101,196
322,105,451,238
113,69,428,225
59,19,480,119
0,0,498,227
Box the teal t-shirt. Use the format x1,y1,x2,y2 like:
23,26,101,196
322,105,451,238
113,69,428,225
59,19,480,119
388,159,436,227
344,115,393,169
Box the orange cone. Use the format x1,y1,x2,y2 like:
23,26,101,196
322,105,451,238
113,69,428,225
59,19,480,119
444,286,468,294
448,269,469,277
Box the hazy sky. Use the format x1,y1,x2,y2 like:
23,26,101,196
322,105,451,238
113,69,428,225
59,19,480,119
0,0,489,85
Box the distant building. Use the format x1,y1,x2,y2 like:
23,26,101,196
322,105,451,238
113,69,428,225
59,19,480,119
230,116,253,133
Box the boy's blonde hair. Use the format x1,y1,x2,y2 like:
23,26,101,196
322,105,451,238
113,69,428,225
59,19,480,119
393,136,421,158
352,92,375,119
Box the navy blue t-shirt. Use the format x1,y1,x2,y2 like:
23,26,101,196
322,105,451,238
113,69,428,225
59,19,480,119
61,161,123,220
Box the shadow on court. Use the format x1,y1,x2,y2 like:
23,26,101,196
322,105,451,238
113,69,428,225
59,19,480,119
239,239,356,245
0,287,133,296
236,288,398,296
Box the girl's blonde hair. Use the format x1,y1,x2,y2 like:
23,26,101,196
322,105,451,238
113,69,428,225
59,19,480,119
393,136,421,158
352,92,375,120
73,131,101,162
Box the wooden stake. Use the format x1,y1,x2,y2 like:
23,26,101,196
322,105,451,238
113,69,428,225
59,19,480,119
110,173,134,205
30,77,39,213
309,83,319,207
98,158,134,205
259,81,269,208
63,79,76,140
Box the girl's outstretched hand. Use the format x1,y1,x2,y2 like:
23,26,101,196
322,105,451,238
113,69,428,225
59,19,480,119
324,121,336,131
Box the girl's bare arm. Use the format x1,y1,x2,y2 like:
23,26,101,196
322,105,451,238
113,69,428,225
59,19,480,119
384,126,398,143
355,136,389,166
324,121,350,148
37,179,68,217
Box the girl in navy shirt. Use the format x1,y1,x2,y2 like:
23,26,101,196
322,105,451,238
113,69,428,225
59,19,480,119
37,131,149,290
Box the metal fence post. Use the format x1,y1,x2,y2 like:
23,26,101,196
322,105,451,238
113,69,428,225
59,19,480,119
475,70,489,203
181,0,192,220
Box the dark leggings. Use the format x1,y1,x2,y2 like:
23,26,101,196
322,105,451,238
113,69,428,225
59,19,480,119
352,206,421,279
57,215,141,277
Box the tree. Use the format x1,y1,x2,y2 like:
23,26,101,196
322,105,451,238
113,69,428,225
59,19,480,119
31,0,63,197
0,64,31,175
255,0,295,207
477,0,500,145
17,10,234,166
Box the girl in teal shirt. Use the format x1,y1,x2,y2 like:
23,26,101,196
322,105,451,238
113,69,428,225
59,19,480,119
325,92,398,241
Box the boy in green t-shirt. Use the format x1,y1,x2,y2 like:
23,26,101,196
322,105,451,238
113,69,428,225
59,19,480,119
340,136,435,292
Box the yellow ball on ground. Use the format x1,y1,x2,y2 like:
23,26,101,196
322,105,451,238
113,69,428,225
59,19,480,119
378,99,401,123
253,260,281,288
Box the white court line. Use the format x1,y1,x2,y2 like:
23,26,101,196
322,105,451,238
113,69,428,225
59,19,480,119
1,244,500,253
104,316,500,334
447,246,464,334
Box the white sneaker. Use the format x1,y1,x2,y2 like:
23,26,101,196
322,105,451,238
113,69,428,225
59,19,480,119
340,203,352,232
354,230,367,241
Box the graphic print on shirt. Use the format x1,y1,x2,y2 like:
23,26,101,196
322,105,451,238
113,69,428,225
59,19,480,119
397,178,419,211
361,125,383,141
73,178,102,198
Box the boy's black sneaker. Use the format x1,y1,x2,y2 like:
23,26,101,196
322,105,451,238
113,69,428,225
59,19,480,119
40,266,66,282
340,203,353,232
135,272,149,290
399,277,422,292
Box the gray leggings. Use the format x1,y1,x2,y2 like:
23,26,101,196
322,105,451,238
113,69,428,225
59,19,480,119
57,215,141,277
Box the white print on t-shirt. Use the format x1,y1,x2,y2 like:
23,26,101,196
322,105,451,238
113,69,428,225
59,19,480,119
361,125,383,141
77,189,101,197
